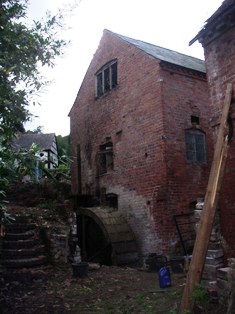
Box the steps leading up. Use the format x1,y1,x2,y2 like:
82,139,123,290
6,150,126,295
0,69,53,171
1,215,48,270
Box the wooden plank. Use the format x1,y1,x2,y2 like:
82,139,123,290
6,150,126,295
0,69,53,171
179,83,233,313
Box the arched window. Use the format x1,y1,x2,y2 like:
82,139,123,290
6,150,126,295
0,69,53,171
185,129,207,163
95,60,118,97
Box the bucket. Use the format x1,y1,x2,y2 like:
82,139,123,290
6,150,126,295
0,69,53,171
158,266,171,288
72,262,88,278
145,254,167,272
170,256,185,273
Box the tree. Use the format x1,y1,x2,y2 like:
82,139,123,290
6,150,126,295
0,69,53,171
0,0,67,141
25,126,44,134
56,135,70,159
0,0,70,218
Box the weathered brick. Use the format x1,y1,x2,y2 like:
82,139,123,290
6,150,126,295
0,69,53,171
200,5,235,259
69,30,212,256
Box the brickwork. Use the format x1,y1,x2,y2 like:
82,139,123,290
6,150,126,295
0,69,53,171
200,16,235,258
69,30,212,256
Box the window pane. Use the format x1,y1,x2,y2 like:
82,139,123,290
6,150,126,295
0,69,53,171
197,151,206,163
106,152,113,170
98,142,113,174
185,131,206,163
186,150,196,162
111,62,117,87
104,67,110,92
97,72,103,97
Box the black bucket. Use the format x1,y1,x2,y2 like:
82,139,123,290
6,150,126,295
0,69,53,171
170,256,185,273
72,262,88,278
145,254,167,272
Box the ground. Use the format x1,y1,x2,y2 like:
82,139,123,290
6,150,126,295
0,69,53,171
0,203,228,313
0,264,226,314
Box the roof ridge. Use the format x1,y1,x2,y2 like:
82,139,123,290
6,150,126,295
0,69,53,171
104,29,205,73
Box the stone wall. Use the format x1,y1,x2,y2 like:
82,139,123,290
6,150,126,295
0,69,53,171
46,226,70,263
217,260,235,312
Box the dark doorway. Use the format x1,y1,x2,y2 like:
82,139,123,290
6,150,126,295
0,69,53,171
77,215,112,265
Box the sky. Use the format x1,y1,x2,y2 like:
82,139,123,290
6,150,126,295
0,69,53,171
25,0,224,136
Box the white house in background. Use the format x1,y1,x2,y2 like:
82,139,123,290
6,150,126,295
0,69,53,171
12,133,58,169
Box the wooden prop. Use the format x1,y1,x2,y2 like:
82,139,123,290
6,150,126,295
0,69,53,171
179,83,233,313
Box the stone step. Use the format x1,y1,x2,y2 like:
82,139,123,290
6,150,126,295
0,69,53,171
207,249,224,259
0,265,51,282
5,223,37,233
217,267,231,280
4,230,36,241
206,256,224,266
2,238,41,249
13,215,34,223
203,263,224,280
1,255,48,268
1,245,46,259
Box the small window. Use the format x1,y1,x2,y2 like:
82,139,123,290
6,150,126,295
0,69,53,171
98,142,113,175
185,130,207,163
96,61,118,97
106,193,118,210
191,116,199,125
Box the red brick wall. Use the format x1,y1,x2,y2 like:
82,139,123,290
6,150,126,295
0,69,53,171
70,31,211,255
159,65,213,252
203,26,235,258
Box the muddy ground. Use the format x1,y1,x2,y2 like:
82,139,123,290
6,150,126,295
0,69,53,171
0,264,226,314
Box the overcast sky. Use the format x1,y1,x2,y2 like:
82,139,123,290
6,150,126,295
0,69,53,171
25,0,224,136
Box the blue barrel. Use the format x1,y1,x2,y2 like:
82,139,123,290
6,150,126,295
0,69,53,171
158,266,171,288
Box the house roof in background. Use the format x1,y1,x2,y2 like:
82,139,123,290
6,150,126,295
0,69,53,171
108,30,205,73
12,133,56,151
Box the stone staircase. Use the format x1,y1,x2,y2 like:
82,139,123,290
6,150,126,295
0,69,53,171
1,215,48,272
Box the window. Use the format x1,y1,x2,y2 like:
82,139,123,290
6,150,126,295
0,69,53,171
106,193,118,210
98,142,113,174
96,61,117,97
185,130,207,163
191,115,199,125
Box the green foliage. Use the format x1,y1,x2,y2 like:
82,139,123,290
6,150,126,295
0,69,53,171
25,126,44,134
0,209,15,225
0,0,69,214
56,135,70,159
0,0,67,139
192,285,209,310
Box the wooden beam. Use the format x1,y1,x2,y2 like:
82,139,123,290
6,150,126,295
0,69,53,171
179,83,233,313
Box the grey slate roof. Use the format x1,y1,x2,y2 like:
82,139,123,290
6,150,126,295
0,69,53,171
12,133,56,151
112,31,206,73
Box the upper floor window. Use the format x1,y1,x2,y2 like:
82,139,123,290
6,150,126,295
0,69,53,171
185,129,207,163
96,60,118,98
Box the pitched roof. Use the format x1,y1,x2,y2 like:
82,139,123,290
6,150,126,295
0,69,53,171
109,30,205,73
189,0,235,45
12,133,56,151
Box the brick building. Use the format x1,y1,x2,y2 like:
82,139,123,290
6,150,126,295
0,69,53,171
190,0,235,259
69,30,213,259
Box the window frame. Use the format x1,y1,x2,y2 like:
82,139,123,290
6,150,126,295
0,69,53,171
185,129,207,164
95,60,118,98
98,142,114,175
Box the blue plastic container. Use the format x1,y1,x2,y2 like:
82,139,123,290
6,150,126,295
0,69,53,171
158,266,171,288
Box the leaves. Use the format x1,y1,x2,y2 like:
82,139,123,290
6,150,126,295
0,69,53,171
0,0,69,215
0,0,67,137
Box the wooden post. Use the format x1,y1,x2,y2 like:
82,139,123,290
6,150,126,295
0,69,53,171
179,83,233,313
